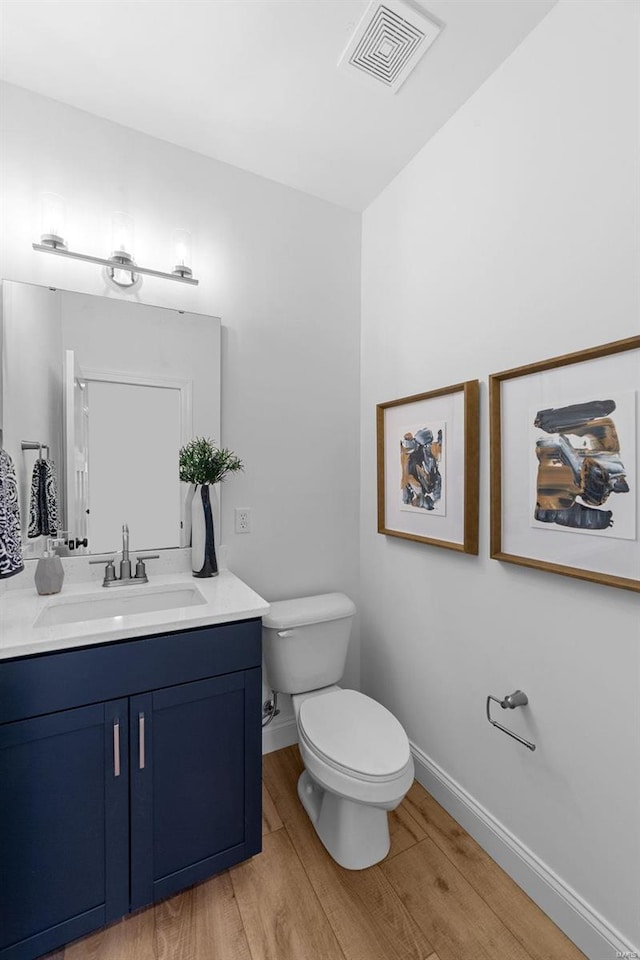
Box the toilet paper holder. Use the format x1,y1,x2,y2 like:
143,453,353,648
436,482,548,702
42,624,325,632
486,690,536,751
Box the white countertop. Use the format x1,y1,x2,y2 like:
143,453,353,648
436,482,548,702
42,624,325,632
0,568,270,660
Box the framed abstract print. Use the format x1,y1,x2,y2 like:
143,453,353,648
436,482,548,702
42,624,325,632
376,380,479,554
490,336,640,592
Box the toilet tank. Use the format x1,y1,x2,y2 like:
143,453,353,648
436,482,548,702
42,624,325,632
262,593,356,694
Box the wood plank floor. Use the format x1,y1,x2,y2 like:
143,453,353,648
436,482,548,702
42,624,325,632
42,745,587,960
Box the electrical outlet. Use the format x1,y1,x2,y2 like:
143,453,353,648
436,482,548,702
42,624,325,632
235,508,251,534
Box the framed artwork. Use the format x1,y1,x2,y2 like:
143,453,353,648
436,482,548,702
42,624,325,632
376,380,479,554
490,336,640,593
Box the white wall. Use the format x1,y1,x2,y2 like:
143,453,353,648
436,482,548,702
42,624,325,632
360,1,639,957
0,82,362,709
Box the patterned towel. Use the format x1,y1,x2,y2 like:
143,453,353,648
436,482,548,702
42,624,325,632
0,449,24,579
28,458,59,538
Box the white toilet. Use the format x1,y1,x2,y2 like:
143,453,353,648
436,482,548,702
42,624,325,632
262,593,414,870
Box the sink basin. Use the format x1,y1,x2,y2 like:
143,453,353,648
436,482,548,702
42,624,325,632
35,584,207,628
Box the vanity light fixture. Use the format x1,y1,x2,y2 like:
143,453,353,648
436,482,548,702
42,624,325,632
32,196,199,286
173,229,193,280
40,192,67,250
109,211,137,288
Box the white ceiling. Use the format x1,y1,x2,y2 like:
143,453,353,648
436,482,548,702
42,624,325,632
0,0,556,211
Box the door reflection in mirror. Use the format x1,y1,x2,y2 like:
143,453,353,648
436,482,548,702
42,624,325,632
1,279,220,558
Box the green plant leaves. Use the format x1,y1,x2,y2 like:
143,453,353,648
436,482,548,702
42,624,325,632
179,437,244,485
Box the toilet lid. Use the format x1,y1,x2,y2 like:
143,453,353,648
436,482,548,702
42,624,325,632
298,689,410,779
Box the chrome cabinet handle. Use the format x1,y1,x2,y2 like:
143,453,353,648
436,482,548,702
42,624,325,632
113,720,121,777
139,712,145,770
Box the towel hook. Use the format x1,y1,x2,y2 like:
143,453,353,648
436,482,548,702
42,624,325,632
486,690,536,751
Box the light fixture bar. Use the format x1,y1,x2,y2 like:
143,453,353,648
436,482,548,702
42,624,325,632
32,243,199,285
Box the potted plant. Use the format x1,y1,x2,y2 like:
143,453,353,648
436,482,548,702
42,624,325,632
179,437,243,577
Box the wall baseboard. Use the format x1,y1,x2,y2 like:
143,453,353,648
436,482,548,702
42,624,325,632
262,716,298,755
410,741,636,960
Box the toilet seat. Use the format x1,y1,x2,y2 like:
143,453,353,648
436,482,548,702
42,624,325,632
298,688,413,794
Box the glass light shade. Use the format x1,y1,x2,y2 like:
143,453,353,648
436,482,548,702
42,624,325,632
111,211,134,261
173,229,193,277
40,192,67,248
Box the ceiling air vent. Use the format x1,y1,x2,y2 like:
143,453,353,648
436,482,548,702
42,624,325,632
339,0,442,93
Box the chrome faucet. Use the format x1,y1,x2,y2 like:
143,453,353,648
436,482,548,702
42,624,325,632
120,523,132,581
90,523,159,587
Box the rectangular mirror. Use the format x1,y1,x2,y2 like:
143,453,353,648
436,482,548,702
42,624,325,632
0,280,220,558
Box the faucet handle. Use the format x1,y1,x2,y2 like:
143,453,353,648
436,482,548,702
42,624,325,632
134,554,160,580
89,557,117,584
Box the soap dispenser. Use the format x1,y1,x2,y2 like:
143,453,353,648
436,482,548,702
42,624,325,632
35,538,65,595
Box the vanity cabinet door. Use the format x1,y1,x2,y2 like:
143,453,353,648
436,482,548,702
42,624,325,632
130,667,261,910
0,699,129,960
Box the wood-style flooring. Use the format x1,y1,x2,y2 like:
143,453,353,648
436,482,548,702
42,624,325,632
42,745,587,960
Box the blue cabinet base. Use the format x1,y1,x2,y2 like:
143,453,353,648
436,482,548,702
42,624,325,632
0,907,106,960
0,620,262,960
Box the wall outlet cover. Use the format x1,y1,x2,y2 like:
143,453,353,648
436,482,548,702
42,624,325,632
235,508,251,533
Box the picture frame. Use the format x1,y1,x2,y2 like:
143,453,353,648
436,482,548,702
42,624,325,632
490,336,640,593
376,380,479,554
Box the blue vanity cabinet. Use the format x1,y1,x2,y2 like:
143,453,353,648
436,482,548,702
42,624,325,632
0,700,130,960
0,618,262,960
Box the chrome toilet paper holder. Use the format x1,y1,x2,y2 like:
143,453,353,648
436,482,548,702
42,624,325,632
486,690,536,751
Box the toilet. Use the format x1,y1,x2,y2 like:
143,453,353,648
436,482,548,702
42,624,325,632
262,593,414,870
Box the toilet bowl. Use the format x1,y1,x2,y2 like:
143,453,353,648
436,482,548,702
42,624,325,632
262,594,414,870
293,687,414,869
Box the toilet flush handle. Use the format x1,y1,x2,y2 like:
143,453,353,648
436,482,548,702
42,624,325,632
277,630,295,638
